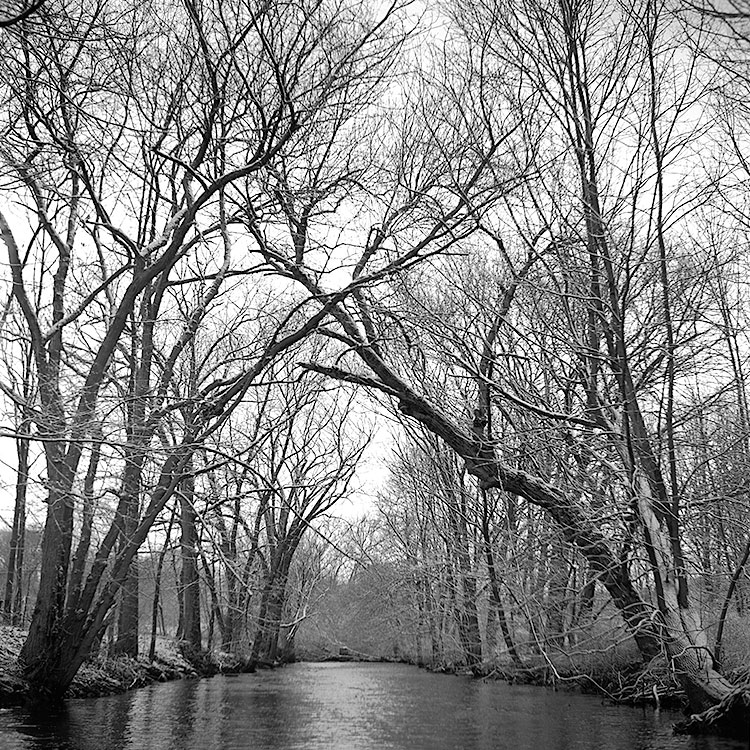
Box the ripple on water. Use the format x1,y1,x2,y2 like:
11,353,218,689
0,662,746,750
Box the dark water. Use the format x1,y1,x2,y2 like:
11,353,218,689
0,662,746,750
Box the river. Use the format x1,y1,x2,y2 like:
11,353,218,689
0,662,746,749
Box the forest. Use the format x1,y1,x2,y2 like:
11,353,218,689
1,0,750,739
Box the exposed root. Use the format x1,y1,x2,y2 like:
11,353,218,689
674,688,750,739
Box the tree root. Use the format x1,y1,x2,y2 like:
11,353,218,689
674,688,750,739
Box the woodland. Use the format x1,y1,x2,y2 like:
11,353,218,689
1,0,750,738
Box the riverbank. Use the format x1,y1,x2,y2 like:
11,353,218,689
3,626,748,739
0,626,254,705
1,661,703,750
417,656,750,738
0,628,666,708
491,659,686,709
298,642,689,708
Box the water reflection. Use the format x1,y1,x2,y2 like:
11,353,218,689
0,663,746,750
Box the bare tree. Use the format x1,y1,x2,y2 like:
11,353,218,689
0,0,412,694
0,0,45,27
297,0,750,732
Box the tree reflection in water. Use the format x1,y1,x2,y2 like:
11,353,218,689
0,664,746,750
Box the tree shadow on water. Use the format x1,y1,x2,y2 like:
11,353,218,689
14,694,133,750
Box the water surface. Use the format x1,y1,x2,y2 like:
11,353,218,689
0,662,745,750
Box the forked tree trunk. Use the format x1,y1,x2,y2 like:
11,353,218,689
252,542,298,664
21,442,196,695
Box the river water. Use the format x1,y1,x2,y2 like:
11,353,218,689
0,662,746,750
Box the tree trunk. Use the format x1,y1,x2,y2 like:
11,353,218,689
544,540,568,650
200,549,225,649
252,547,295,663
22,440,196,695
148,511,175,662
715,535,750,670
4,419,29,625
443,527,482,672
483,537,524,667
478,487,523,667
223,570,240,653
19,442,75,674
113,452,144,657
634,472,734,711
177,467,202,651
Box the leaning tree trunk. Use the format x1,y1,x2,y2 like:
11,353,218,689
296,225,750,734
633,472,735,712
